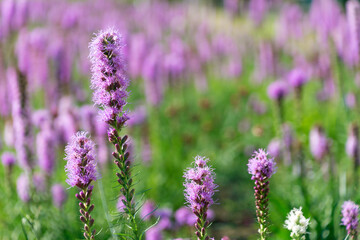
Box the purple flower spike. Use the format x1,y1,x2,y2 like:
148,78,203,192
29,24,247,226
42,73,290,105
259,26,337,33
341,200,359,238
183,156,217,240
267,80,289,101
65,131,97,188
37,128,55,176
17,173,30,203
347,124,360,168
64,131,97,239
309,125,328,161
287,68,308,88
51,184,67,209
248,149,276,239
1,152,16,167
248,149,276,180
89,28,129,127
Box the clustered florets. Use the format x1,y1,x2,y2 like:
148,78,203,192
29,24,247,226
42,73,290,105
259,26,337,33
64,131,97,188
89,28,129,126
284,207,310,240
341,201,359,237
184,156,217,213
248,149,277,180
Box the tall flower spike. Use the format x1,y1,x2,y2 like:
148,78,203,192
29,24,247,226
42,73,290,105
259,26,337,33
284,207,310,240
184,156,217,240
89,28,140,238
89,28,129,127
65,132,97,239
341,200,359,239
248,149,276,240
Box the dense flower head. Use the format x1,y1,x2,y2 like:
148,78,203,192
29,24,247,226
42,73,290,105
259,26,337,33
284,207,310,240
287,68,308,88
341,200,359,236
51,184,67,209
1,152,16,167
267,80,289,100
89,28,129,124
64,131,97,188
248,149,277,180
183,156,217,213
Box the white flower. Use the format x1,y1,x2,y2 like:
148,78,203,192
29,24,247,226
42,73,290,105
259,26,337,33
284,207,310,240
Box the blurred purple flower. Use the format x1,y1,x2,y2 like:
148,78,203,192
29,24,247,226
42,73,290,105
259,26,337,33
33,173,46,192
1,152,16,167
249,0,268,25
37,128,56,175
346,93,357,109
287,68,308,88
267,139,281,158
309,126,328,161
267,80,289,101
146,226,163,240
127,106,147,127
141,200,156,220
17,173,30,203
51,184,67,209
341,200,359,237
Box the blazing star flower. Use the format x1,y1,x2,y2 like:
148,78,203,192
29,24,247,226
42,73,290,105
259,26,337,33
284,207,310,240
89,28,129,126
248,149,276,180
267,80,289,101
64,131,97,188
65,131,97,239
1,152,16,167
17,173,30,203
248,149,276,239
341,201,359,238
309,125,328,161
51,184,67,209
183,156,217,240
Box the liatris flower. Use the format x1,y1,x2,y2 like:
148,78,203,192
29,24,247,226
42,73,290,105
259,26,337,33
341,201,359,239
175,206,199,227
346,124,359,166
140,200,156,220
347,0,360,60
65,132,97,239
248,149,276,240
8,68,34,170
37,127,55,176
284,207,310,240
184,156,217,240
346,93,357,109
1,152,16,168
51,184,67,209
267,80,289,101
267,139,281,158
17,173,30,203
287,69,308,89
146,226,163,240
89,28,129,127
309,125,328,161
90,28,139,238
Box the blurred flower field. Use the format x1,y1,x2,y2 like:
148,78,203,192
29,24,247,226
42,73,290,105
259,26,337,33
1,0,360,239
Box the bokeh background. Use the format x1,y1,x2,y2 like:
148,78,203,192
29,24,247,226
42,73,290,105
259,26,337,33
0,0,359,239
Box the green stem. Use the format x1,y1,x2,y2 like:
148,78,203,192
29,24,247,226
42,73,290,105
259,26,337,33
112,126,139,239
